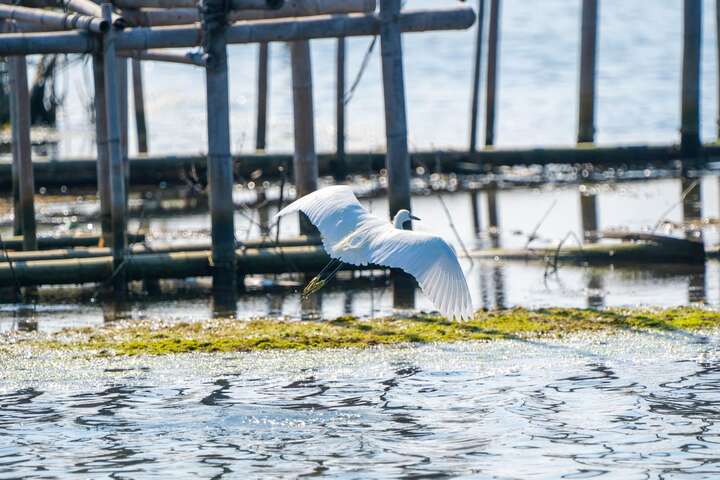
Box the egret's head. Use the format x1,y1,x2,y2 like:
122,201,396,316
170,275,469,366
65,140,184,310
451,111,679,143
393,209,421,229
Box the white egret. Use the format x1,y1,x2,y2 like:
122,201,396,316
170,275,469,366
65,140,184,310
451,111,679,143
274,186,473,320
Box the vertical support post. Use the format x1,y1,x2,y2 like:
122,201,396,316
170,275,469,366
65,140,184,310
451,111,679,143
716,0,720,139
577,0,598,144
484,0,500,147
580,185,599,243
681,0,702,156
335,36,347,179
93,51,112,244
289,40,318,235
202,0,237,304
468,0,484,152
118,57,128,163
6,49,20,237
682,176,702,223
255,42,268,150
8,54,36,251
101,3,127,293
131,58,148,154
379,0,414,310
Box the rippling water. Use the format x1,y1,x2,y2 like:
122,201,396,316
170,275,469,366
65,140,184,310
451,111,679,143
1,330,719,478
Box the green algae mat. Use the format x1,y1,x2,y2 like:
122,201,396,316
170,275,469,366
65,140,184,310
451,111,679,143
2,307,719,356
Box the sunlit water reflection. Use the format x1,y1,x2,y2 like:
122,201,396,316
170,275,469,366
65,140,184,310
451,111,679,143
1,330,719,478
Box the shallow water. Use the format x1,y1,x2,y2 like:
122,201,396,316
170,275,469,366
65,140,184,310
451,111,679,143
1,329,719,478
36,0,720,158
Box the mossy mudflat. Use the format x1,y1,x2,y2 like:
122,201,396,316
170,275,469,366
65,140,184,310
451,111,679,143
10,307,719,356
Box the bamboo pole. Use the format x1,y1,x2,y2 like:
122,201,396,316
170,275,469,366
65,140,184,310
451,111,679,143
118,48,205,66
468,0,484,153
484,0,499,147
1,233,145,251
681,0,702,156
255,42,268,150
0,236,320,262
335,35,346,179
5,20,21,236
289,39,318,235
577,0,597,144
379,0,414,309
8,53,36,251
0,4,109,33
486,188,499,247
119,0,376,26
717,0,720,139
118,56,129,184
63,0,126,28
131,58,148,153
102,3,128,292
202,0,237,301
92,52,112,244
0,7,476,55
0,245,387,288
113,0,281,8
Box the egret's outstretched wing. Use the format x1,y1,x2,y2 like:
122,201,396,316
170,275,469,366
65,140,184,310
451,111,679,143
366,229,474,320
274,185,382,262
275,186,473,319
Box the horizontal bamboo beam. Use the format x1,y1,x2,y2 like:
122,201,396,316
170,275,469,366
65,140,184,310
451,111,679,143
114,0,282,9
0,7,472,54
0,4,109,33
0,245,373,287
118,48,205,65
0,236,321,261
121,0,376,27
0,233,145,250
63,0,126,28
4,144,718,190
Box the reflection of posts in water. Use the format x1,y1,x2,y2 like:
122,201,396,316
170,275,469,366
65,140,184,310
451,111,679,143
477,263,491,310
211,291,237,319
14,306,37,333
343,288,354,315
256,187,271,237
579,185,598,243
392,269,416,311
486,188,500,248
102,295,131,323
681,176,702,238
688,262,706,304
586,272,604,309
268,292,284,317
492,264,505,309
470,190,481,239
300,290,322,320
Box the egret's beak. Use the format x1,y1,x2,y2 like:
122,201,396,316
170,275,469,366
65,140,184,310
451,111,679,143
410,215,421,221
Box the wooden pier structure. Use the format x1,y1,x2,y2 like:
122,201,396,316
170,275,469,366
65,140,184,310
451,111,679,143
0,0,477,311
0,0,716,313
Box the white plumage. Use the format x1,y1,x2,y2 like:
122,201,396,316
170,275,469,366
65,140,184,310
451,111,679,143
274,186,473,320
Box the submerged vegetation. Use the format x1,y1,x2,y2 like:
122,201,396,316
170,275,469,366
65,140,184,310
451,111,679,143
4,307,719,356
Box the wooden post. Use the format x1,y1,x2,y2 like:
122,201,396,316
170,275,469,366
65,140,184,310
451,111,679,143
484,0,500,147
8,53,36,251
577,0,597,144
717,0,720,139
468,0,484,152
131,58,148,153
289,39,318,235
6,38,21,237
255,42,268,150
101,2,127,293
202,0,237,304
681,0,702,156
92,52,112,244
335,36,346,179
379,0,414,309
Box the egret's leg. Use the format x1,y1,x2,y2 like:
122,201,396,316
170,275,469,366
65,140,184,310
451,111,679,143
303,258,345,298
